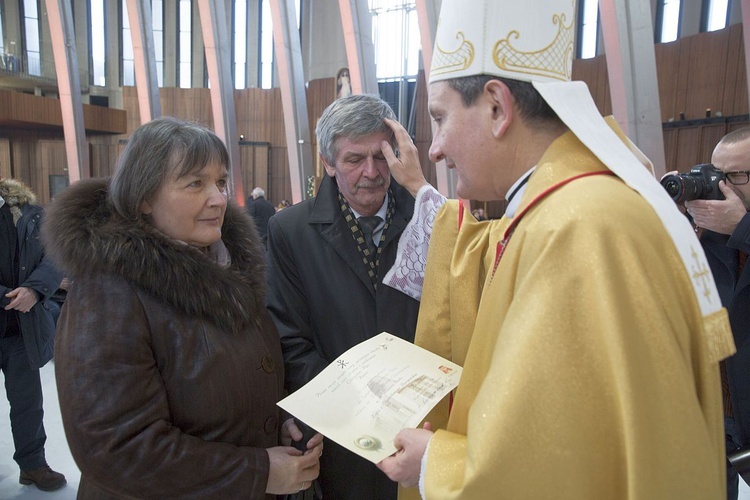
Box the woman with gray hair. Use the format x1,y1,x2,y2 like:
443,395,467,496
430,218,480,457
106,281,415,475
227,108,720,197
43,116,322,498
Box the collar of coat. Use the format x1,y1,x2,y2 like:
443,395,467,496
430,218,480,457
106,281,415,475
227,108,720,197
308,173,414,226
0,178,37,207
42,178,267,334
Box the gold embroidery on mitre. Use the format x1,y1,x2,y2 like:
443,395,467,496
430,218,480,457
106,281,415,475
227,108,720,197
493,13,574,81
432,32,475,77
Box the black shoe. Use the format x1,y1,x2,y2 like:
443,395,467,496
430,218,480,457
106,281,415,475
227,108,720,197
19,464,67,492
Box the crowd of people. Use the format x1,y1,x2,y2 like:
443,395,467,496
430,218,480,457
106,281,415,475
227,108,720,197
1,0,747,498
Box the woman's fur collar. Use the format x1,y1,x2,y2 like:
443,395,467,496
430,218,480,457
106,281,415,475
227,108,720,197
42,178,268,334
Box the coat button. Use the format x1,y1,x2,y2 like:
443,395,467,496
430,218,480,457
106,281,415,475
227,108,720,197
261,355,275,373
264,416,278,434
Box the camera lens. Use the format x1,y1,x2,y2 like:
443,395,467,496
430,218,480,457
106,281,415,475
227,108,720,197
663,179,682,198
660,175,687,202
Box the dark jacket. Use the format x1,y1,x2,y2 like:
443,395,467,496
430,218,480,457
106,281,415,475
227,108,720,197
247,195,277,240
0,179,62,369
702,212,750,446
43,178,283,499
266,174,420,500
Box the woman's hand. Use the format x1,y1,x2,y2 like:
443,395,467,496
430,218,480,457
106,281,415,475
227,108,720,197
266,440,323,495
280,417,303,447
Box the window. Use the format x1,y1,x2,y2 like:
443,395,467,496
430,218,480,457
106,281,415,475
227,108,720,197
704,0,730,32
657,0,681,43
121,0,163,87
23,0,41,75
0,2,5,54
260,0,273,89
257,0,301,89
152,0,164,86
369,0,419,80
369,0,419,124
90,0,106,86
234,0,247,89
179,0,192,88
121,1,134,85
577,0,599,59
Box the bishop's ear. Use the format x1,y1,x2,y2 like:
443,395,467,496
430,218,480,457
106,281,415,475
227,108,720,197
484,79,514,139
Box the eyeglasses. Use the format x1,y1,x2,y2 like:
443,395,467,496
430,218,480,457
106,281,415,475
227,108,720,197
726,170,750,186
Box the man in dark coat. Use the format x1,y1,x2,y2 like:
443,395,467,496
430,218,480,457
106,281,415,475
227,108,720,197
266,94,420,500
246,186,276,243
685,127,750,500
0,178,66,492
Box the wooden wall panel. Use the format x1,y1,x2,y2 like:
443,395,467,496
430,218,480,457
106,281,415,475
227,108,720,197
662,128,677,171
685,30,730,120
672,127,703,170
654,42,681,121
698,124,728,164
238,144,271,202
38,140,67,202
269,147,291,207
90,142,119,178
574,25,749,122
0,139,11,179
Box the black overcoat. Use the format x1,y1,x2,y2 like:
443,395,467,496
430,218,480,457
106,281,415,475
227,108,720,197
266,174,420,500
703,213,750,446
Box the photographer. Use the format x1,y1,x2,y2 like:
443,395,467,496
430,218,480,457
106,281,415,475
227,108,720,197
683,127,750,500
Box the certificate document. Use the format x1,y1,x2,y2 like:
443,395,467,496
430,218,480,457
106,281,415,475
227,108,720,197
277,332,462,464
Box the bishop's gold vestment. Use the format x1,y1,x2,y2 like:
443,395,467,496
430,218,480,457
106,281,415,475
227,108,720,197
415,132,734,499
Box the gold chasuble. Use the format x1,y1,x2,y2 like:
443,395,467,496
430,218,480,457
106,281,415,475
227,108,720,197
415,132,733,499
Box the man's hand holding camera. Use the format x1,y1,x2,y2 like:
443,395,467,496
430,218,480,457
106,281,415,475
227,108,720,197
686,181,747,235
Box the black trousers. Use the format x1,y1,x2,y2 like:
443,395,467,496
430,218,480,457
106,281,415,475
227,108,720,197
0,333,47,470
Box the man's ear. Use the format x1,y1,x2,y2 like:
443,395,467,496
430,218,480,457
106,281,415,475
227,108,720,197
484,79,513,139
140,200,153,215
321,154,336,177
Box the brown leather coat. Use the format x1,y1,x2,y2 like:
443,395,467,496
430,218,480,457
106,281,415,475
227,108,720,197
43,179,283,499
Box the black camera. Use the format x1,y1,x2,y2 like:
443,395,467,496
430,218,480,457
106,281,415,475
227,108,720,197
660,163,726,203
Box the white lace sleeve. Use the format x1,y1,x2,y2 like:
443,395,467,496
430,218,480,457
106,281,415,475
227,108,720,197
383,184,447,301
418,435,432,499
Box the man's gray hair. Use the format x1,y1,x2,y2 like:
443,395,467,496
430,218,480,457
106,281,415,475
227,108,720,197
252,187,265,198
109,116,229,220
316,94,397,166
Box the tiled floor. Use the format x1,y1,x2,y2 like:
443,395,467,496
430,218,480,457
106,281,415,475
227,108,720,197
2,362,750,499
0,362,78,499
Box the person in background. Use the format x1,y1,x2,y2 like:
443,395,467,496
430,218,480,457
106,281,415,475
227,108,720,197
43,117,322,498
683,127,750,500
265,94,420,500
377,0,734,498
247,186,276,245
0,177,66,492
276,200,292,212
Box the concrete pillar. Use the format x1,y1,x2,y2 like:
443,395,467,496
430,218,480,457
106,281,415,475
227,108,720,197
197,0,245,204
44,0,89,181
415,0,456,198
125,0,162,122
599,0,667,177
338,0,378,94
270,0,314,203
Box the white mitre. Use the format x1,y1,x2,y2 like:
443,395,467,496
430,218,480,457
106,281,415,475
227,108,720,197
428,0,730,358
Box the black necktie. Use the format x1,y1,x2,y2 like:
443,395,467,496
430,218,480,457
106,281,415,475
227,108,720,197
358,216,382,256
